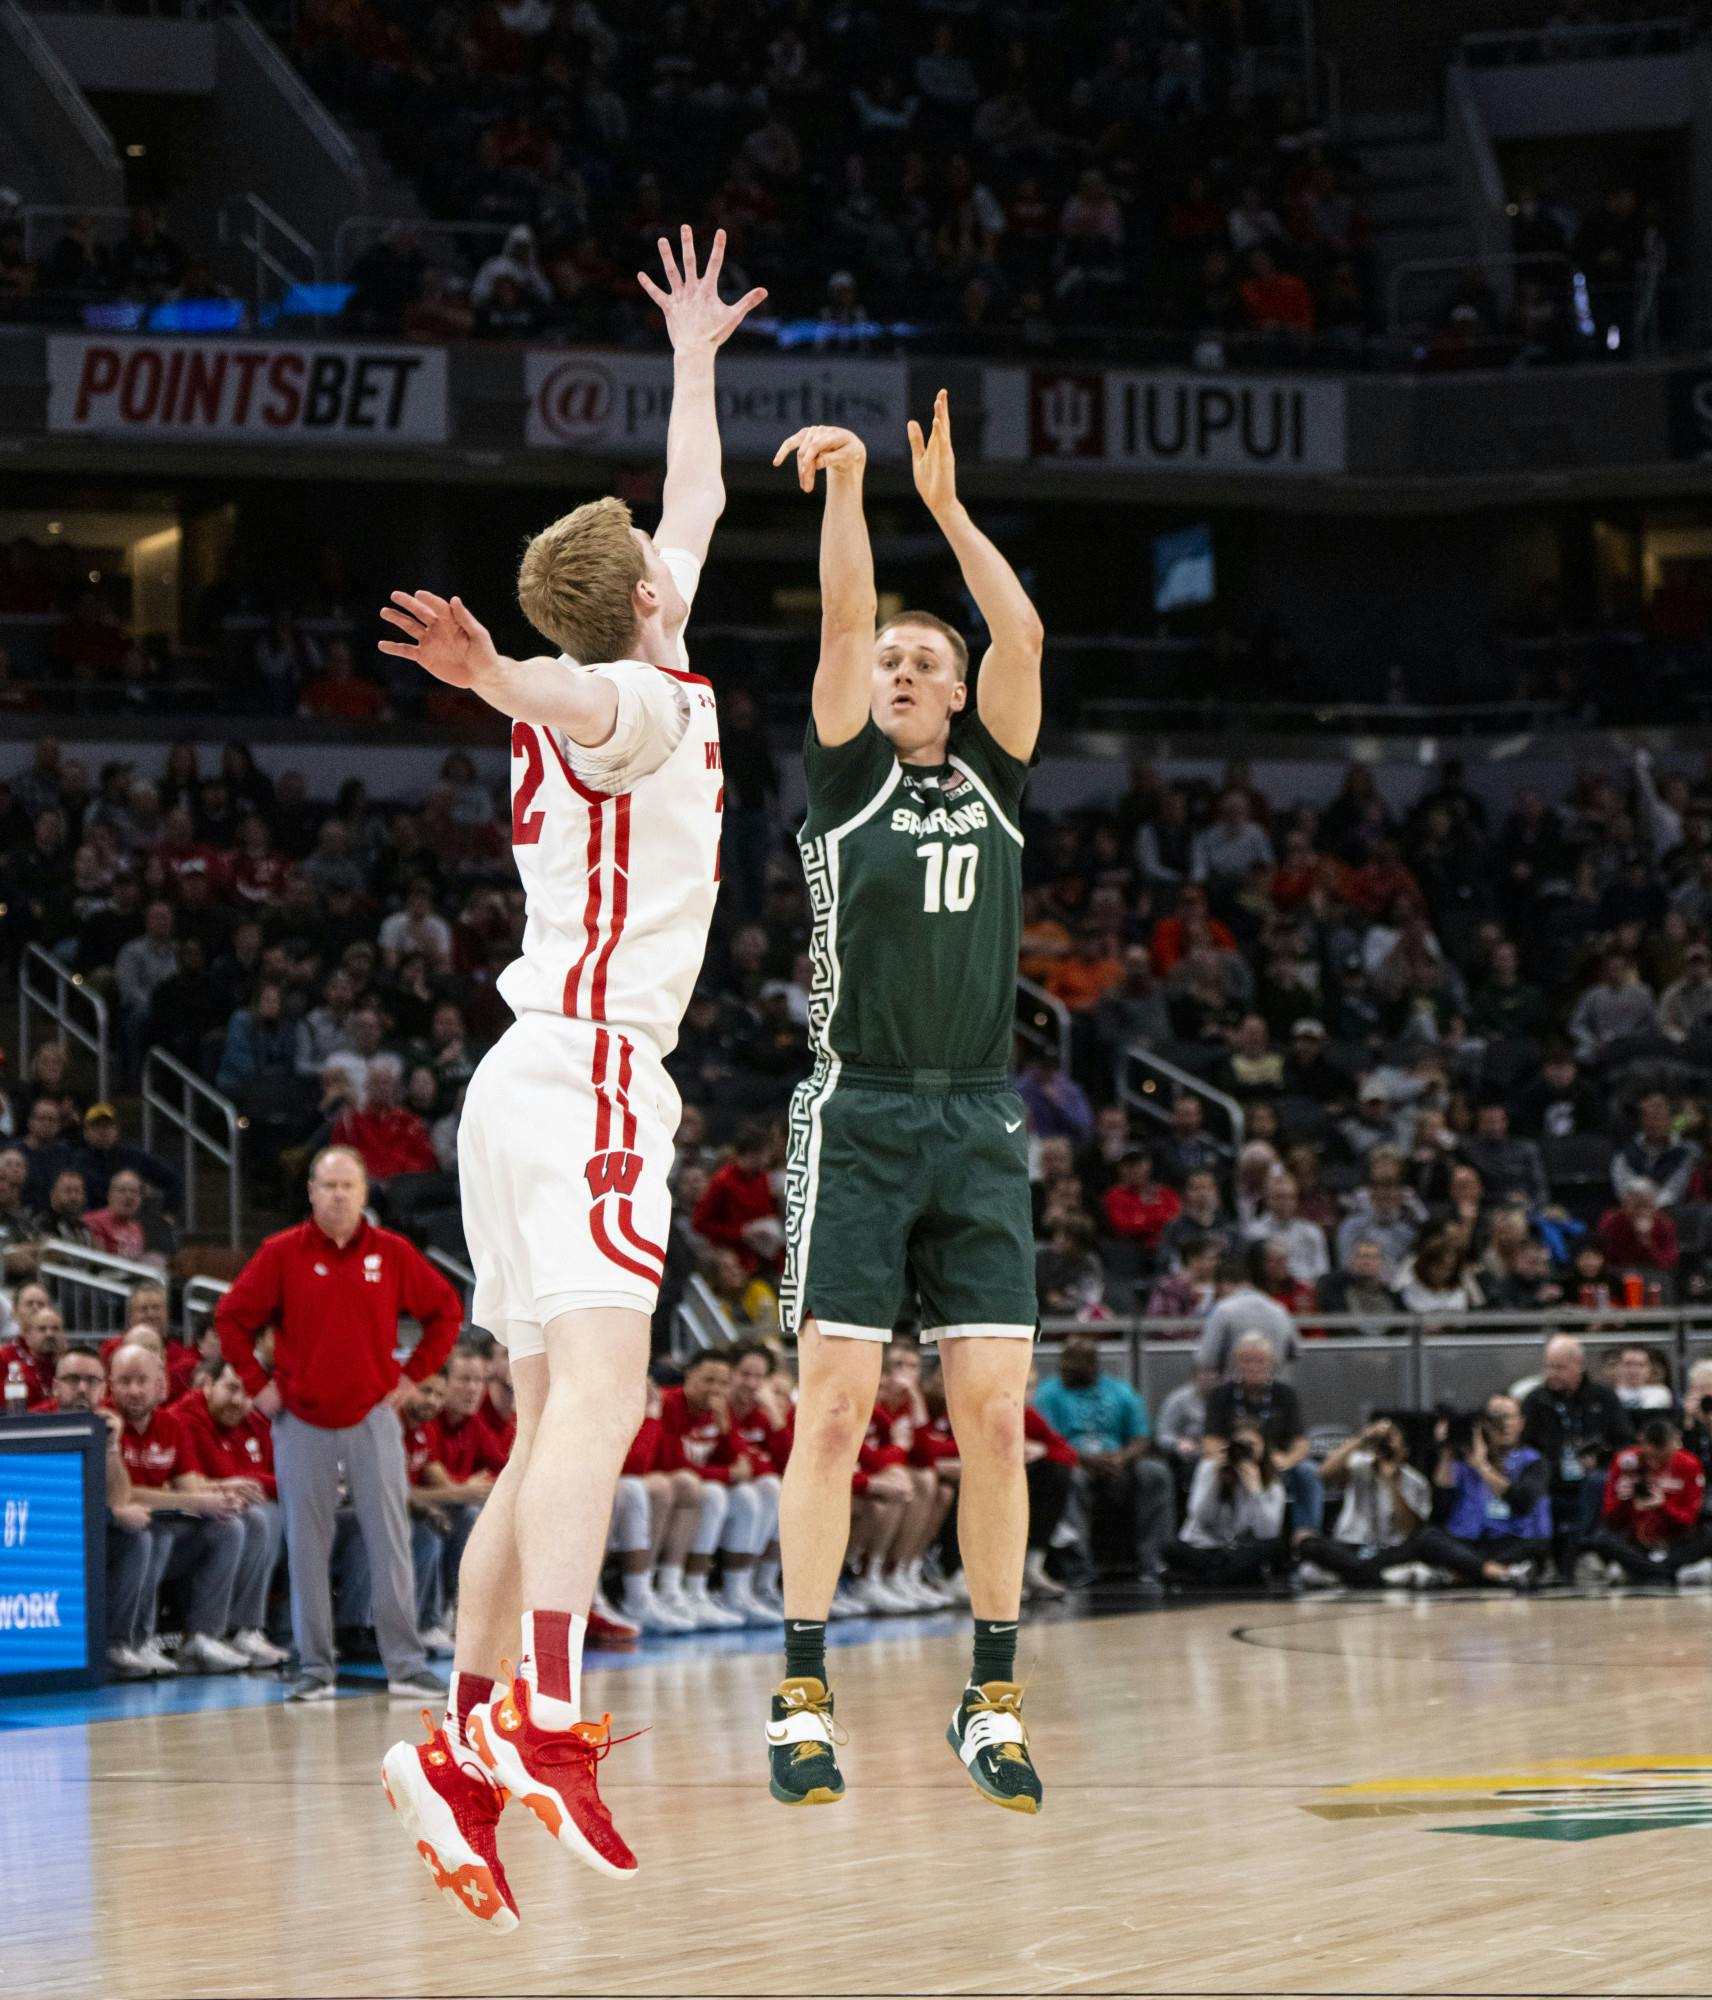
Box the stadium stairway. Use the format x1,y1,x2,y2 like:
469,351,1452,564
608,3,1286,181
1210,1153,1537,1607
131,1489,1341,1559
1345,111,1481,334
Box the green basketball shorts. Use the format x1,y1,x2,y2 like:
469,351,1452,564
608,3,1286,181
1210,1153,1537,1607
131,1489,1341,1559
779,1065,1039,1343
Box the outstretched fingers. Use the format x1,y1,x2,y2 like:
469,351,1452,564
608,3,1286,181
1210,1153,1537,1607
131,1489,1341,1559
655,234,683,293
773,428,811,468
906,418,926,461
637,269,670,309
449,596,492,647
702,227,726,287
678,222,699,285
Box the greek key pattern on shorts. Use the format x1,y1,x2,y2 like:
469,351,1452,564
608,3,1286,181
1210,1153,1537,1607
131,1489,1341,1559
779,1073,817,1329
799,832,835,1060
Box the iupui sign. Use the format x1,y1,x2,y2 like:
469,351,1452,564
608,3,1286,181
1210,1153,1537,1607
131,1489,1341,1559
1027,369,1346,475
46,337,451,443
525,351,910,459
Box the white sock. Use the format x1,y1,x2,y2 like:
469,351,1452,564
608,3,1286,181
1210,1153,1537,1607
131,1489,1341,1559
685,1572,711,1601
622,1572,653,1615
517,1609,587,1731
722,1567,753,1603
657,1564,685,1599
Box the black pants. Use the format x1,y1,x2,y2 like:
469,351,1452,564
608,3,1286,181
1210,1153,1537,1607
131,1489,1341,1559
1027,1458,1072,1550
1163,1536,1288,1589
1589,1526,1712,1582
1298,1526,1549,1587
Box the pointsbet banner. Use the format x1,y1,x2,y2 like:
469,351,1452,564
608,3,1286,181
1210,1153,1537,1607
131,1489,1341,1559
525,351,911,459
46,336,450,443
986,367,1347,475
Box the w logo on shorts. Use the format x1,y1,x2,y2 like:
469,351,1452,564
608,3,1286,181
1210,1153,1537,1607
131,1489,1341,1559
584,1150,644,1199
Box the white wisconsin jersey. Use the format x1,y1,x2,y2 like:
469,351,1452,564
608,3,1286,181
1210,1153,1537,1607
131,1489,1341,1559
495,545,722,1056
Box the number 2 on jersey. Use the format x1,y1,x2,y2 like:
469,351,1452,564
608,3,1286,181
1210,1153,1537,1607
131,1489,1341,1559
916,841,978,913
511,722,545,845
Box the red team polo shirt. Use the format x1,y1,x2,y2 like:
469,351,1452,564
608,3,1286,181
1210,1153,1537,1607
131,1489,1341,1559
175,1395,278,1500
658,1386,740,1481
727,1403,787,1477
215,1216,462,1430
119,1406,189,1489
401,1417,438,1485
426,1407,510,1482
622,1414,669,1477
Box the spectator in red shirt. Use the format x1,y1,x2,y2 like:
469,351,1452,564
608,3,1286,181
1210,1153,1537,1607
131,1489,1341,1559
413,1344,507,1650
83,1167,155,1265
215,1144,461,1701
658,1352,758,1627
1598,1179,1680,1277
1239,248,1316,333
175,1357,289,1664
614,1375,711,1634
691,1122,782,1275
1149,883,1237,975
330,1053,442,1194
35,1346,161,1677
298,639,388,721
728,1341,787,1615
1591,1419,1711,1582
108,1340,254,1675
1101,1151,1182,1254
0,1293,66,1406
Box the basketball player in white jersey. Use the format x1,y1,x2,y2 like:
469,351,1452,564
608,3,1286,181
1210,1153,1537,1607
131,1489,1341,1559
376,227,763,1931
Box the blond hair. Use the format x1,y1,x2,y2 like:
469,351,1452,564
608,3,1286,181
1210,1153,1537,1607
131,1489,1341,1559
517,496,647,663
877,609,969,678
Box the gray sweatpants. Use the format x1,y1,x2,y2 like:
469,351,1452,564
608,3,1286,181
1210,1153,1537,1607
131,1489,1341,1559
273,1404,424,1685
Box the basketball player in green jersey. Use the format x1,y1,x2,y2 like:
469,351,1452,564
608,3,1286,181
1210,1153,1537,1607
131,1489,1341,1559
763,392,1046,1813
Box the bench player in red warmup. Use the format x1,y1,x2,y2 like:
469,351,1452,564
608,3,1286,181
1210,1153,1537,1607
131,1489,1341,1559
375,226,763,1932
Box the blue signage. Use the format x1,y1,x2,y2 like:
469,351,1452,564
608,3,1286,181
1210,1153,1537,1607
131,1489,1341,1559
0,1442,92,1677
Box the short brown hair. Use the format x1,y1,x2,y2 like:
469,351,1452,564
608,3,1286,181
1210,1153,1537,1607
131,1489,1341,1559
877,610,969,677
517,497,648,663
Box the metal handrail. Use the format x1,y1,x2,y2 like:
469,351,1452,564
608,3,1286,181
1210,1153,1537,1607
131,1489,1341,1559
230,190,321,309
1016,976,1072,1073
427,1246,474,1317
223,0,360,176
333,215,511,282
1115,1040,1245,1158
1387,250,1575,337
1460,17,1691,62
674,1272,734,1357
40,1253,148,1339
18,943,110,1104
0,0,123,173
183,1274,231,1333
140,1047,243,1247
40,1240,164,1288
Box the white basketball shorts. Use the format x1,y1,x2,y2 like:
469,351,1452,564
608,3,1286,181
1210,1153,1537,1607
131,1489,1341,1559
458,1011,681,1359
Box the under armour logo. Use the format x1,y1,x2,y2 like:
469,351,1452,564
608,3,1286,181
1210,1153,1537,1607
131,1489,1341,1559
585,1150,643,1200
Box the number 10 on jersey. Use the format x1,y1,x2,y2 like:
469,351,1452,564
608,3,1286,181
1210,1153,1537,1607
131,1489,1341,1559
916,841,978,913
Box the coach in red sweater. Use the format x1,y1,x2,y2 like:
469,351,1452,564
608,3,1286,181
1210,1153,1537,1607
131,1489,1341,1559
1590,1418,1711,1583
216,1144,462,1702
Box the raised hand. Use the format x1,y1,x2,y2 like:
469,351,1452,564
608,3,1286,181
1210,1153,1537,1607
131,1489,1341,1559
772,424,867,492
637,225,767,352
378,590,500,689
907,387,958,518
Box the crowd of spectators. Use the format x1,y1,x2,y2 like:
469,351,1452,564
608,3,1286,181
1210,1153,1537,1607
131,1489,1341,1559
298,0,1374,361
0,201,237,330
13,710,1712,1676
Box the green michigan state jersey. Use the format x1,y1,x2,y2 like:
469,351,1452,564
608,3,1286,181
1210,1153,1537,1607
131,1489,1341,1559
797,710,1028,1076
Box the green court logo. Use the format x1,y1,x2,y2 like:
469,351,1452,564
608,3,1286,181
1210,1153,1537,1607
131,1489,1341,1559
1304,1757,1712,1841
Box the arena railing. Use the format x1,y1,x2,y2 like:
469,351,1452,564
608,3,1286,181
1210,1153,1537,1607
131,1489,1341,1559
1459,16,1694,63
140,1048,242,1248
674,1273,736,1358
332,216,512,284
42,1242,163,1339
1016,978,1071,1075
182,1274,229,1343
19,942,110,1107
1114,1042,1246,1163
1035,1307,1710,1433
426,1246,473,1319
1386,251,1576,340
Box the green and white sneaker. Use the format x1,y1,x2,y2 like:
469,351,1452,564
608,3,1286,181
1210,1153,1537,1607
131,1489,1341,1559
948,1681,1042,1815
766,1677,846,1806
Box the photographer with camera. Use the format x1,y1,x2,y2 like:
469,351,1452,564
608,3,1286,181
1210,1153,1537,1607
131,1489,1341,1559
1587,1418,1710,1584
1412,1393,1553,1588
1163,1419,1288,1588
1294,1420,1432,1587
1202,1333,1324,1532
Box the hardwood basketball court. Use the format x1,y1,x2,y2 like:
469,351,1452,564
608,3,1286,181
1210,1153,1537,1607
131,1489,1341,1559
8,1592,1712,2000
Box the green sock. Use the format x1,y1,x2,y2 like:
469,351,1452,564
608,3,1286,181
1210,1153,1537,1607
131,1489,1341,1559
784,1619,827,1685
971,1616,1019,1688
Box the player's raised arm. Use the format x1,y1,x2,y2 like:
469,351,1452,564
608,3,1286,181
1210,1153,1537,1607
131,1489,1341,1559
773,425,876,748
640,225,767,564
909,388,1044,761
378,591,620,748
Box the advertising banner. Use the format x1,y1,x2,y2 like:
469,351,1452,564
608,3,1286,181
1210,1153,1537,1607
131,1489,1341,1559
1023,368,1347,475
526,351,911,459
46,336,450,444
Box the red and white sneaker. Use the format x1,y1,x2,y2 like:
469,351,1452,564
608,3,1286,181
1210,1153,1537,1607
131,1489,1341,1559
381,1713,519,1933
588,1590,641,1647
466,1670,639,1881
